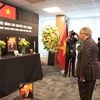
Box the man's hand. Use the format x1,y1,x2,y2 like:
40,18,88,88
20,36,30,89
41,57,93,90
66,37,70,42
80,77,85,82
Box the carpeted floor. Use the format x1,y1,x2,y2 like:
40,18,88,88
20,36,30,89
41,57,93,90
1,64,100,100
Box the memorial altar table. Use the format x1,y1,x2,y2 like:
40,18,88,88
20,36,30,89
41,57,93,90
0,53,43,98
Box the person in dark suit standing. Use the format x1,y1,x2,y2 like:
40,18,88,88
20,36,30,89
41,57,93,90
97,37,100,64
22,84,33,100
76,27,100,100
63,30,78,77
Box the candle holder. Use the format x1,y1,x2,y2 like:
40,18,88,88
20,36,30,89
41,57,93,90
33,47,36,54
33,41,36,54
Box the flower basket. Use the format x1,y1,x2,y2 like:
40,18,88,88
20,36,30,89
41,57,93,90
0,40,6,57
18,38,30,54
41,25,60,53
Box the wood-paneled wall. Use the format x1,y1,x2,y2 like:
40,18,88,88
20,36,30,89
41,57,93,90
54,15,66,68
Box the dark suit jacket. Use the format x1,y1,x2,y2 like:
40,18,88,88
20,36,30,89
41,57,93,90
8,44,17,50
22,92,33,99
76,37,100,80
66,37,78,56
97,44,100,61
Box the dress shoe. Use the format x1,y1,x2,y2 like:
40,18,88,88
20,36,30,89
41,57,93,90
63,73,67,78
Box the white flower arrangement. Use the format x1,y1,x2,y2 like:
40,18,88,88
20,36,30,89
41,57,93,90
42,25,60,53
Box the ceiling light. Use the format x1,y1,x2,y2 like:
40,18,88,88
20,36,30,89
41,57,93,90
43,7,62,13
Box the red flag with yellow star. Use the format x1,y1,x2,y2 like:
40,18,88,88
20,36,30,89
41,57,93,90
57,23,68,69
0,2,16,20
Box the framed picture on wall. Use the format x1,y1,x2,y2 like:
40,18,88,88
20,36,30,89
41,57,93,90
19,83,34,100
7,37,17,52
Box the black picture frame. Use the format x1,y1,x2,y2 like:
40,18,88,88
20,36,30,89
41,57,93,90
7,37,17,52
19,83,34,100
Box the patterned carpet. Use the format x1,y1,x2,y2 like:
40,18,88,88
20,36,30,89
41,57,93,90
1,64,100,100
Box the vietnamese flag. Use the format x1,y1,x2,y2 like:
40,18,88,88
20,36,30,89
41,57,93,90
0,2,16,20
0,2,3,7
57,22,68,69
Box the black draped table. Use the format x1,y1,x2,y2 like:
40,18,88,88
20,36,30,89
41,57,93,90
0,53,43,98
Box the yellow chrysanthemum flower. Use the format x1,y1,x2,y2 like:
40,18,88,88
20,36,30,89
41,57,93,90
18,38,30,48
0,40,6,48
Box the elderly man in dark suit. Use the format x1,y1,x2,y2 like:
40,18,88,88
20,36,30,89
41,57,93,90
76,27,100,100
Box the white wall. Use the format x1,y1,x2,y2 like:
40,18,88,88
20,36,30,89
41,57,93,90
69,17,100,42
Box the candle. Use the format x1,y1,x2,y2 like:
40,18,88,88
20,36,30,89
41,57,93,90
34,41,36,48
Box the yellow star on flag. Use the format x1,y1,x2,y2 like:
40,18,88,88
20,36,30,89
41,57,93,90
5,8,11,15
60,40,66,56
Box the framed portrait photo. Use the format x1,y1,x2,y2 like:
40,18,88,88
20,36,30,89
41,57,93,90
19,83,34,100
7,37,17,52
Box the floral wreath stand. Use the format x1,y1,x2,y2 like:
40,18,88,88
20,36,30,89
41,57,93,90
47,51,54,66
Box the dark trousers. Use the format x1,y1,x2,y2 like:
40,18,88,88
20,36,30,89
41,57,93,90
64,53,76,75
78,79,96,100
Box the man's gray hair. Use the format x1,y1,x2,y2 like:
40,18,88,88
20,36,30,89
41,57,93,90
80,27,92,36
